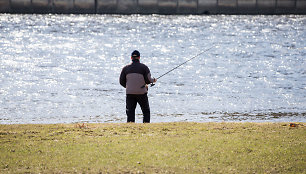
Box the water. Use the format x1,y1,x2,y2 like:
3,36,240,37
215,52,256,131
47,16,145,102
0,14,305,124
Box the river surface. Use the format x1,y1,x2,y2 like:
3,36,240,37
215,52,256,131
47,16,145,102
0,14,305,124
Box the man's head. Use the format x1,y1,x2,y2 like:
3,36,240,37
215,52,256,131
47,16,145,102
131,50,140,60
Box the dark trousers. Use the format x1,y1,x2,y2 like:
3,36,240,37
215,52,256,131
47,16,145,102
126,94,150,123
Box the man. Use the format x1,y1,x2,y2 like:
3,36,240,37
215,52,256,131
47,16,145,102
119,50,157,123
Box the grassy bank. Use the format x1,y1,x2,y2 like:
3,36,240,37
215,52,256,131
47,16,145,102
0,122,305,173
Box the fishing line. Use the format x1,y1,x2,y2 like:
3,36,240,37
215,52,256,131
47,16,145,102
142,45,217,88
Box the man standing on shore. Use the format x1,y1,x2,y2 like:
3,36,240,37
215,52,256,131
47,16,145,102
119,50,157,123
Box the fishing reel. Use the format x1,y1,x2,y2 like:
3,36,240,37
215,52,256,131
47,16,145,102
141,83,155,89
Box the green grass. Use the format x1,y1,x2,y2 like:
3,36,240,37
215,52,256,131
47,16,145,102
0,122,305,173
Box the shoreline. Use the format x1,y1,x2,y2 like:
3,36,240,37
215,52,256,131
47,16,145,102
2,112,305,125
1,120,305,125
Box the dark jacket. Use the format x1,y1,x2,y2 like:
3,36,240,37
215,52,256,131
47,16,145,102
120,59,155,94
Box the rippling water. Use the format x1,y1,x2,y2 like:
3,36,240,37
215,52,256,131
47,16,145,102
0,14,305,123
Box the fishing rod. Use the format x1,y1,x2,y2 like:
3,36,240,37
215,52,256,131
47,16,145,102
142,45,216,88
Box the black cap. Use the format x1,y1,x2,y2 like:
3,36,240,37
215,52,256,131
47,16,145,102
131,50,140,57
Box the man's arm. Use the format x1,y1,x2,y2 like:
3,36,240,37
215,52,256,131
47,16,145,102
144,66,156,84
119,67,126,88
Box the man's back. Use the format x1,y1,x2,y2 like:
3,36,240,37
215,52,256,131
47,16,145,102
120,59,154,94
